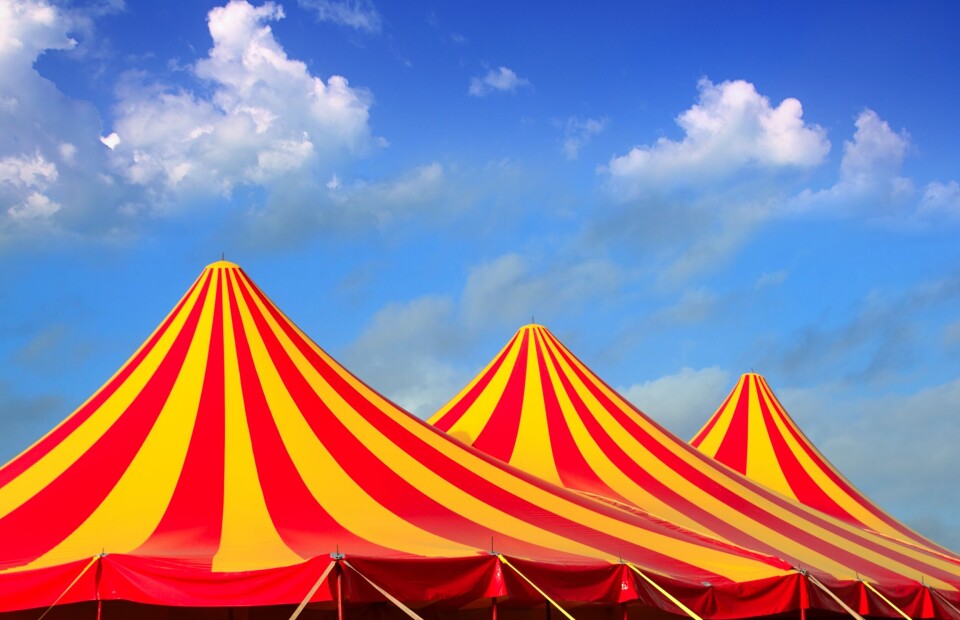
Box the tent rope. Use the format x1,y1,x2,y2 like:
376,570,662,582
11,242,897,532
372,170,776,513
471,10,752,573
802,572,865,620
861,580,912,620
288,560,336,620
36,556,99,620
625,562,703,620
930,589,960,620
497,554,575,620
342,559,425,620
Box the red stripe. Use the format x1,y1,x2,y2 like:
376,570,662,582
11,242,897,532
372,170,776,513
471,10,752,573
542,332,960,584
0,275,205,488
135,271,226,560
240,277,785,582
0,271,215,566
225,273,389,558
711,376,751,475
433,333,520,432
690,382,738,447
470,331,529,462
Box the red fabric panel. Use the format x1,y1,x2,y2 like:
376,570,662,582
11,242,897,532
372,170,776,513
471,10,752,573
499,557,631,604
343,556,503,603
99,554,336,607
0,558,99,612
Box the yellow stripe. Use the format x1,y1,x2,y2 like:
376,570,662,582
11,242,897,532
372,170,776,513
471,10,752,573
24,278,218,569
213,271,303,571
508,328,562,485
0,277,208,521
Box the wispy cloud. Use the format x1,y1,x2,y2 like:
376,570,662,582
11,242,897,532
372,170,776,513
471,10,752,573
297,0,382,33
562,116,607,160
468,66,530,97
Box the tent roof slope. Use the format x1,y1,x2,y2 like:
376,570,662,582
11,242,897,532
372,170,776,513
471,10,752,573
691,372,952,556
0,263,797,607
429,325,960,593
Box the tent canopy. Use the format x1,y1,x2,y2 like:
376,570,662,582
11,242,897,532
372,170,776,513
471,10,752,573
0,264,795,615
430,324,960,617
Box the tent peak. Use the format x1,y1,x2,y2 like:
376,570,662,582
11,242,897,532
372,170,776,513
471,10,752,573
204,259,240,270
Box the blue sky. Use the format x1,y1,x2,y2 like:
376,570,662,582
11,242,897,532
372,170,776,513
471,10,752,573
1,0,958,547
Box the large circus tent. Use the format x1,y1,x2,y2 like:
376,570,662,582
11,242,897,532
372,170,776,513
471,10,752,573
0,262,807,619
429,324,960,619
690,373,952,558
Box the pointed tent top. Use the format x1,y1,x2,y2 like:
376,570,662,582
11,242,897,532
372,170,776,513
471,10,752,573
204,259,240,270
691,372,950,553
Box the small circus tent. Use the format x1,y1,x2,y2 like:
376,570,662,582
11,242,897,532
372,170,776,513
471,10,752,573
429,324,960,619
690,372,950,556
0,263,801,619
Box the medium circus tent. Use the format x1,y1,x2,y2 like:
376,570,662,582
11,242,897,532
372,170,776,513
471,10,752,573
429,324,960,619
0,262,806,618
690,372,951,556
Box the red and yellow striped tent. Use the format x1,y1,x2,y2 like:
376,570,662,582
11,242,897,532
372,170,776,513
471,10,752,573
0,263,807,618
429,324,960,619
690,373,950,556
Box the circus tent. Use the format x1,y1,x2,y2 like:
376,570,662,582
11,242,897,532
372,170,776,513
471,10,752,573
0,263,803,618
429,324,960,619
690,372,950,555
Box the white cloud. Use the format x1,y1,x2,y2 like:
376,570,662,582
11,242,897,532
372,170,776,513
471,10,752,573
0,152,58,189
562,116,607,160
468,66,530,97
620,367,732,440
606,78,829,199
7,191,61,219
298,0,382,33
107,0,376,196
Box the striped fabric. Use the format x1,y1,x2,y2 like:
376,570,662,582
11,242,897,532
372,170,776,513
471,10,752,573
430,325,960,610
0,263,801,613
691,373,947,554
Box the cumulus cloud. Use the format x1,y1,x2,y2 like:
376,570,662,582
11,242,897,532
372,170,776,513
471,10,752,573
562,116,607,160
605,78,829,199
107,0,376,197
620,366,732,440
298,0,382,33
468,66,530,97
